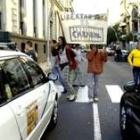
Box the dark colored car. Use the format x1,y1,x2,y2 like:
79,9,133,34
120,81,140,140
114,50,129,62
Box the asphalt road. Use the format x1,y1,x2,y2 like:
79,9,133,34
41,56,133,140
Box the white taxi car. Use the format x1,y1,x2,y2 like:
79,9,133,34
0,50,58,140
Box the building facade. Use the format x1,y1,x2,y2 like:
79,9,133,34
0,0,73,62
120,0,140,41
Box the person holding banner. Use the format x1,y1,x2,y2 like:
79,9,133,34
58,36,77,101
86,44,107,102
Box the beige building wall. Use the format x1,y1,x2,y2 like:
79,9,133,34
5,0,20,33
25,0,34,37
36,0,43,39
0,0,73,62
44,0,50,39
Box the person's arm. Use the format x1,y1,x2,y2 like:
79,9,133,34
53,56,59,67
100,50,107,62
128,51,134,67
86,51,94,61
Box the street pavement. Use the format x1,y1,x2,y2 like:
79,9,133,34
41,56,133,140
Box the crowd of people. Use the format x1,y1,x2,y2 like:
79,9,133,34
50,36,107,102
16,38,140,102
22,37,108,102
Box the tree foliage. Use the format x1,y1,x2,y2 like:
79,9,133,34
107,23,120,45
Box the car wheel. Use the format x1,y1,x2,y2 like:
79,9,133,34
120,104,131,140
49,98,58,129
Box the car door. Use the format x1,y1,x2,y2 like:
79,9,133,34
20,57,53,140
0,65,21,140
0,57,46,140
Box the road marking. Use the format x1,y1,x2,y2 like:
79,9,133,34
75,86,89,103
93,103,102,140
57,84,102,140
105,85,123,103
74,86,102,140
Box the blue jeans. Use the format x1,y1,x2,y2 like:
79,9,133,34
87,73,100,99
133,67,140,86
52,66,67,91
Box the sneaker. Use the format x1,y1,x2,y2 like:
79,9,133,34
66,95,70,99
80,85,85,87
68,95,76,101
62,90,67,94
94,97,98,102
89,98,93,103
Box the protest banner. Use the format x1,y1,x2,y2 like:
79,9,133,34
59,12,108,44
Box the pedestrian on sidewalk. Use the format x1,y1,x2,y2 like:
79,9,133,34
25,41,38,62
58,36,77,101
72,44,86,87
115,40,122,62
86,44,107,102
128,42,140,88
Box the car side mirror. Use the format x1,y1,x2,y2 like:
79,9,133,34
47,72,58,81
124,81,135,92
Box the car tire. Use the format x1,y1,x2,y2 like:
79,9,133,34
120,103,132,140
49,98,58,129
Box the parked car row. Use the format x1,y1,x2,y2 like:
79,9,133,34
0,50,59,140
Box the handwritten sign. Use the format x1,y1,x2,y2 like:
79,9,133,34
60,12,108,44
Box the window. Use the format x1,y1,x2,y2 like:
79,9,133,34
2,58,30,96
35,43,38,52
22,59,45,86
43,0,45,38
21,42,25,53
33,0,37,37
0,12,2,30
44,44,46,53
